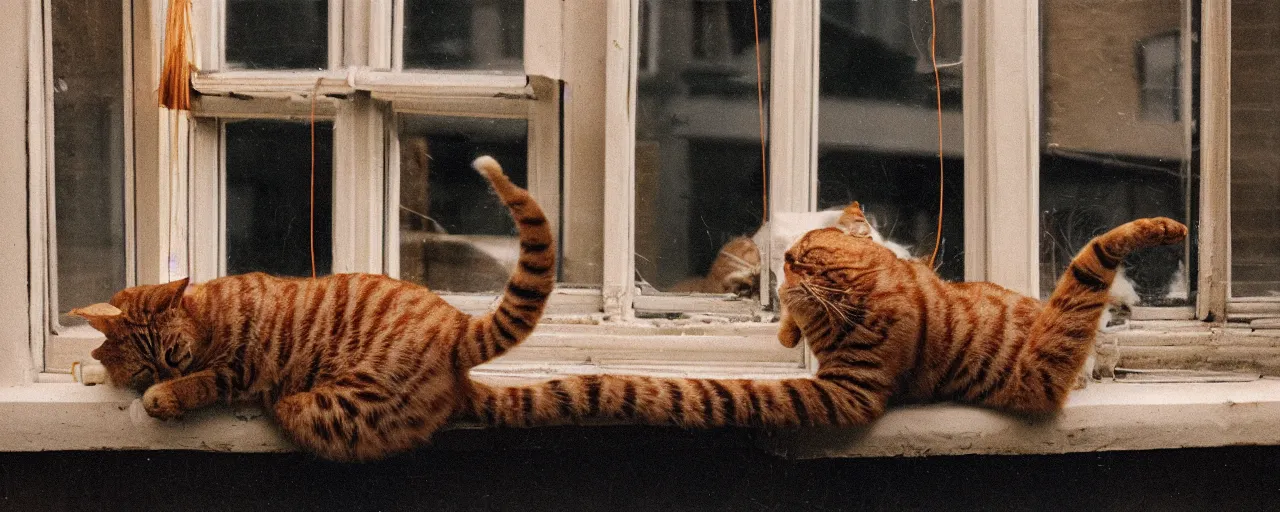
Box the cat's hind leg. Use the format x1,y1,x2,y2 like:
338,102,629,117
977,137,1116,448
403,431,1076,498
272,383,454,461
984,217,1187,413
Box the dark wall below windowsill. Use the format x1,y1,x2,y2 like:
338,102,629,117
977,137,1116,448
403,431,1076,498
2,426,1278,511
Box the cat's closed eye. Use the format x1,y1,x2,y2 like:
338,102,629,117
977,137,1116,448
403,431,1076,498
129,367,155,389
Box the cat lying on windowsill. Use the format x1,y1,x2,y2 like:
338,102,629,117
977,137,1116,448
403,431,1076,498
72,154,1186,460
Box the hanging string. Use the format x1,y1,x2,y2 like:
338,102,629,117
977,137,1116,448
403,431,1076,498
751,0,768,224
309,78,322,279
926,0,946,269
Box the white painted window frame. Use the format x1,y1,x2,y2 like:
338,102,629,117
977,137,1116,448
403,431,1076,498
6,0,1280,458
601,0,1280,376
29,0,808,378
22,0,1280,386
31,0,156,372
1204,1,1280,323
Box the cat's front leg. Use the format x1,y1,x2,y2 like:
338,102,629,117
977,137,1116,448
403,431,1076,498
777,308,803,348
142,369,220,420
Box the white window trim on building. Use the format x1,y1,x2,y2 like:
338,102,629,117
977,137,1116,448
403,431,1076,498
3,0,1280,457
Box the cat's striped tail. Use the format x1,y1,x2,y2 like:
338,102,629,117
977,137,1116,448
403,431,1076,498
466,374,883,428
454,156,556,369
984,217,1187,413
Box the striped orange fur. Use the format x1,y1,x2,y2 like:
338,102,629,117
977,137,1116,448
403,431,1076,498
668,236,762,296
72,156,554,461
468,205,1187,428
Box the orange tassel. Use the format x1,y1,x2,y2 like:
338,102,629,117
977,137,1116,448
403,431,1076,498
159,0,194,111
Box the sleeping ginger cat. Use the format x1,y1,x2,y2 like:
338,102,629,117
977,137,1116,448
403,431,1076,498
73,156,555,461
76,164,1185,459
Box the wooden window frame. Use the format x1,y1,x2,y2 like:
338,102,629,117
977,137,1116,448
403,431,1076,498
6,0,1280,461
21,0,1280,384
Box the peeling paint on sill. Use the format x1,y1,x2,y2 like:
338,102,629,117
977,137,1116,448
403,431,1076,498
1,379,1278,458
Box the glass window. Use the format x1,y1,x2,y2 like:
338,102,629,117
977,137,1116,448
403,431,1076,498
1040,0,1197,307
50,0,128,327
402,0,524,72
225,0,329,70
1230,0,1280,298
633,0,771,296
397,115,530,293
1138,32,1182,123
816,0,965,281
224,120,334,277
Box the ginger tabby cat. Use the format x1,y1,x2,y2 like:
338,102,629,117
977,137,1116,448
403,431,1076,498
467,203,1187,428
77,168,1184,460
72,156,554,461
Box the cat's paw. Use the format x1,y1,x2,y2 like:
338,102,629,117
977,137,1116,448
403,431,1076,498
778,315,803,348
1130,217,1188,248
142,385,184,420
1073,373,1090,391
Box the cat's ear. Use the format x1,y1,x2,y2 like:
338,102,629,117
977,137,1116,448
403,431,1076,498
69,303,124,332
836,201,872,237
139,278,190,316
843,201,864,216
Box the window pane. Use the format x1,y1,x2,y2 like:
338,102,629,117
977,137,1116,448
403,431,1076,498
634,0,771,296
225,0,328,70
1231,0,1280,297
398,115,530,293
225,120,333,277
814,1,962,280
402,0,524,72
816,0,965,281
1040,0,1196,307
51,0,128,326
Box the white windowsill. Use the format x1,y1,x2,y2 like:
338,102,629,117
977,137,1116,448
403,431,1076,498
2,378,1278,457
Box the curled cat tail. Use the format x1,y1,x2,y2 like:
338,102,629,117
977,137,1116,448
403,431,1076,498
985,217,1187,413
455,156,556,369
466,374,882,429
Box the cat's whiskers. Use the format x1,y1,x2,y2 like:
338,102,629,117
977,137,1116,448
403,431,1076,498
798,279,856,330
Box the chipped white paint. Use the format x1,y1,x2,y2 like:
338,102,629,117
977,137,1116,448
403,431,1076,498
761,379,1280,459
0,384,290,453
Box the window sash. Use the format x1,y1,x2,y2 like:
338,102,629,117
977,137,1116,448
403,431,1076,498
1198,0,1230,321
195,0,346,72
196,0,560,77
46,0,139,334
185,0,599,323
1198,0,1280,319
35,0,143,365
965,0,1041,296
613,0,812,316
31,0,1280,379
601,0,635,319
607,0,1039,313
604,2,1212,321
380,77,565,292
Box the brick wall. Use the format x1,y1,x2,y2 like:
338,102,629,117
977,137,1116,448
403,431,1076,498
1231,0,1280,296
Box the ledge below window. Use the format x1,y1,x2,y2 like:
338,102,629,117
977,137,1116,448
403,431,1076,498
0,379,1277,457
